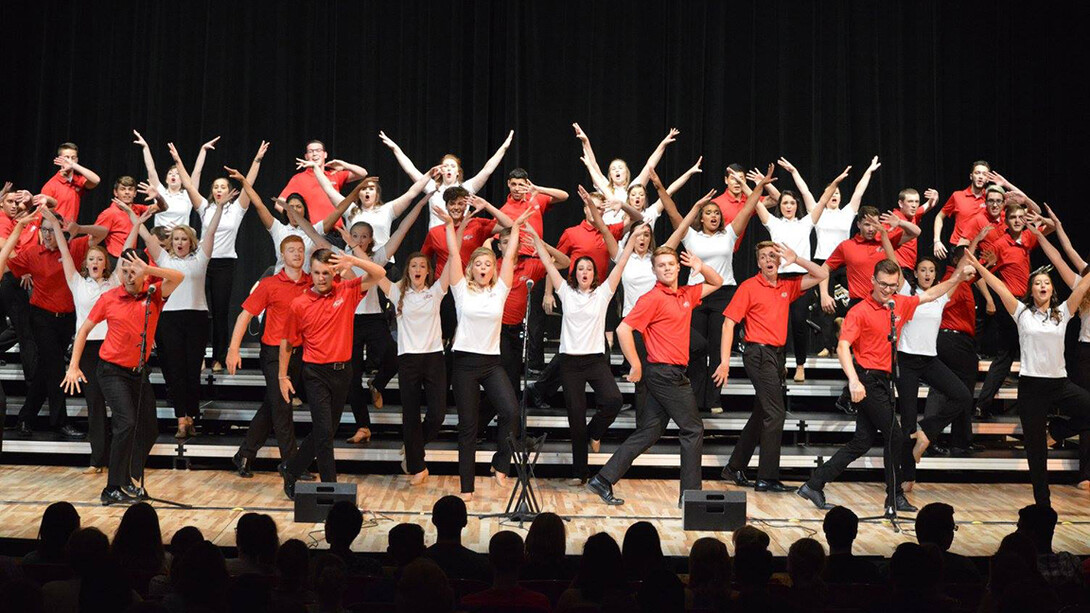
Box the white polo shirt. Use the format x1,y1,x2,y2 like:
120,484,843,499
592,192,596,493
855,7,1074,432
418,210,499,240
269,219,325,273
345,204,396,251
764,215,814,273
814,206,856,261
425,176,485,229
451,278,509,355
198,199,246,259
683,226,739,286
386,280,446,355
1072,276,1090,343
68,274,118,342
154,189,194,229
1015,302,1071,378
557,283,616,355
897,284,949,357
353,246,389,315
617,250,655,316
158,250,211,312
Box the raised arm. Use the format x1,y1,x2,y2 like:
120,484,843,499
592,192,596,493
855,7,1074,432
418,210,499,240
531,231,567,293
284,203,332,251
683,251,722,298
190,136,220,192
665,156,702,196
385,167,440,217
604,224,639,292
498,217,521,288
874,215,898,262
846,156,880,214
464,130,514,192
918,188,940,216
1028,223,1078,289
776,157,820,214
919,264,972,305
132,130,161,188
1067,269,1090,314
54,154,101,190
330,252,387,291
664,190,709,249
125,251,185,298
1044,205,1088,273
237,141,269,210
731,163,776,236
42,208,78,281
986,170,1041,215
468,195,518,234
167,143,206,210
325,158,367,182
382,192,432,256
582,186,619,257
378,131,425,182
966,252,1020,315
573,123,611,193
649,167,684,230
0,214,32,275
631,128,679,187
200,199,225,258
811,165,852,224
880,211,921,248
439,206,464,287
776,244,828,291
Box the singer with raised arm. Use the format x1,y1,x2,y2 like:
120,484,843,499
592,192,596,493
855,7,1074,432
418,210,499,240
796,258,971,516
61,250,184,505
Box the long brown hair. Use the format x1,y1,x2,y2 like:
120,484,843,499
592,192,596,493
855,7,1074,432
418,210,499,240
1020,271,1063,324
396,252,434,316
567,256,601,292
81,245,113,279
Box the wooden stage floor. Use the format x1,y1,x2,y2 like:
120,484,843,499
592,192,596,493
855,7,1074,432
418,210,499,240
2,465,1088,558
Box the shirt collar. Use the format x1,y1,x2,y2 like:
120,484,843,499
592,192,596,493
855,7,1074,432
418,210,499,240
754,273,779,288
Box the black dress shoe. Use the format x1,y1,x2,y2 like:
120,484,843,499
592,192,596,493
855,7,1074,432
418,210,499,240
232,452,254,478
885,494,917,513
797,483,833,510
524,383,550,409
925,444,950,457
58,424,85,440
755,479,797,493
526,367,544,379
121,484,148,500
586,475,624,505
835,395,857,415
14,421,32,438
297,472,317,481
949,445,981,457
101,487,129,506
278,460,297,500
721,465,753,487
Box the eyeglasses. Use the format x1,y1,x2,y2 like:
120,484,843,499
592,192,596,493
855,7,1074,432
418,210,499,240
306,148,325,154
874,279,900,290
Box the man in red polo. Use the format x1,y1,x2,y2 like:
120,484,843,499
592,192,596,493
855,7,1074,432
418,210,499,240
820,206,916,308
279,139,367,223
933,160,990,257
226,235,311,478
714,242,827,493
956,185,1006,254
93,177,154,261
891,188,938,273
798,259,971,515
711,164,775,253
588,246,723,506
277,249,387,499
40,142,101,221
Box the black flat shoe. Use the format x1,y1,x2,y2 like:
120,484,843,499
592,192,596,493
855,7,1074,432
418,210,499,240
721,465,754,487
232,452,253,478
524,382,550,409
121,484,148,500
797,483,833,510
14,421,32,438
101,487,128,506
58,424,86,440
297,472,317,482
925,444,950,457
278,461,297,500
587,475,624,505
755,479,797,493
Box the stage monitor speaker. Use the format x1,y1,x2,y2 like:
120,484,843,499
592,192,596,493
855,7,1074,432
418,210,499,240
293,482,357,523
682,490,746,531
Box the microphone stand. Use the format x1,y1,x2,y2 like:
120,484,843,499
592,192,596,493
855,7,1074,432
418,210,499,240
857,300,903,532
130,286,190,509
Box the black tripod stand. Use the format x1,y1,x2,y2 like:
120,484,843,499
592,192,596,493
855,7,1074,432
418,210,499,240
130,285,190,509
858,301,904,532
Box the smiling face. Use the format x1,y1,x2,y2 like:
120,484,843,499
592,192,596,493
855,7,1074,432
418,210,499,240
507,178,531,200
779,193,799,220
627,185,647,210
407,255,430,290
1030,272,1053,307
40,225,58,250
608,160,629,187
447,196,468,221
211,178,231,204
310,259,335,293
305,142,327,165
470,251,496,286
915,259,936,290
652,251,680,286
574,257,596,290
985,191,1004,218
872,269,902,303
970,164,989,190
170,228,193,257
84,247,108,281
700,203,723,233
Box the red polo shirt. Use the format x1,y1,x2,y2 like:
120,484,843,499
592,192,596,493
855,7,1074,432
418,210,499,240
959,209,1005,253
940,186,986,244
840,293,920,372
41,172,89,221
712,191,766,252
502,257,547,325
241,269,313,346
500,193,553,256
6,236,89,313
88,282,165,369
939,269,975,336
723,274,803,347
286,276,365,364
421,217,495,278
0,215,39,252
278,168,351,225
824,229,905,299
556,221,625,283
890,208,924,269
991,230,1038,296
94,203,150,257
623,283,703,366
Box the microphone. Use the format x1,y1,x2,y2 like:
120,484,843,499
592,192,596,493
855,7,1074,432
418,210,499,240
148,284,158,295
525,279,534,290
887,300,895,309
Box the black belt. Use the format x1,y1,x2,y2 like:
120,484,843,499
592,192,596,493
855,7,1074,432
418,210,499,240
746,343,785,352
32,306,72,318
104,360,145,374
310,361,348,370
858,367,892,379
939,329,970,336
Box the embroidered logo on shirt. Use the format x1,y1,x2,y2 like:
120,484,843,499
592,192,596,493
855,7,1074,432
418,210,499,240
781,292,788,298
333,298,344,308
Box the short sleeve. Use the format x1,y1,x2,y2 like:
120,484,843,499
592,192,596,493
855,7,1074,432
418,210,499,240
887,227,905,246
6,249,31,278
269,220,287,247
898,295,921,322
764,215,782,232
722,283,751,323
451,278,467,303
940,193,958,216
555,283,572,306
421,231,438,257
430,280,448,298
786,277,804,302
608,223,625,240
1059,302,1073,325
557,230,574,255
825,242,846,271
241,280,270,316
1012,302,1028,325
681,227,698,250
685,284,704,309
69,236,90,265
839,309,862,344
330,170,351,189
1022,231,1039,251
87,291,111,323
284,301,301,343
622,292,656,333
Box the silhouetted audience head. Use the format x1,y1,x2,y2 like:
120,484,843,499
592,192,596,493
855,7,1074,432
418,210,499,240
111,502,165,573
324,501,363,551
312,553,347,612
387,523,425,568
574,532,626,602
733,543,774,589
732,524,771,551
638,567,685,613
916,502,957,551
995,531,1043,583
525,512,566,565
275,539,311,591
228,573,273,613
687,537,731,591
788,537,826,588
890,542,942,595
235,512,279,566
66,527,109,577
396,558,454,613
823,506,859,552
168,526,204,564
1017,503,1059,554
79,556,135,612
488,531,525,580
431,496,468,541
622,521,663,580
170,540,229,610
32,501,80,563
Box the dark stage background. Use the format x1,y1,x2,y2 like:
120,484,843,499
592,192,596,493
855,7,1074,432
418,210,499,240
2,0,1088,316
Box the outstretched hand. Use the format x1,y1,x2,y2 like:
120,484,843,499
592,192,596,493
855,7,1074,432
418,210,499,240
132,129,149,148
680,250,703,272
61,367,86,395
202,136,222,151
776,157,797,174
866,155,881,174
224,165,246,182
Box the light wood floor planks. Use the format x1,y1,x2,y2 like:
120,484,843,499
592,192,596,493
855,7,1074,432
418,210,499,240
2,465,1088,558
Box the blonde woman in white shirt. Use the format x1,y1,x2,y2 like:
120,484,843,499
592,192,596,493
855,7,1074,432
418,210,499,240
968,251,1090,507
132,130,219,229
573,123,678,224
142,185,226,439
445,203,533,500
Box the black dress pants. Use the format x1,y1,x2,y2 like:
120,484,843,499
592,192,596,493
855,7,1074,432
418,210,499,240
81,340,110,467
239,344,301,461
399,351,447,474
598,362,704,497
924,330,978,449
728,344,789,480
811,260,848,353
808,369,904,506
286,362,351,482
977,309,1018,413
895,352,972,481
451,352,518,493
1017,376,1090,506
526,280,547,371
347,313,398,429
0,273,35,382
560,353,623,480
156,310,208,419
205,257,236,364
689,286,733,410
19,307,73,428
98,361,158,487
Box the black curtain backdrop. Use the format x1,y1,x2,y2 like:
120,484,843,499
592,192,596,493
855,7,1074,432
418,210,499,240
2,0,1088,317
